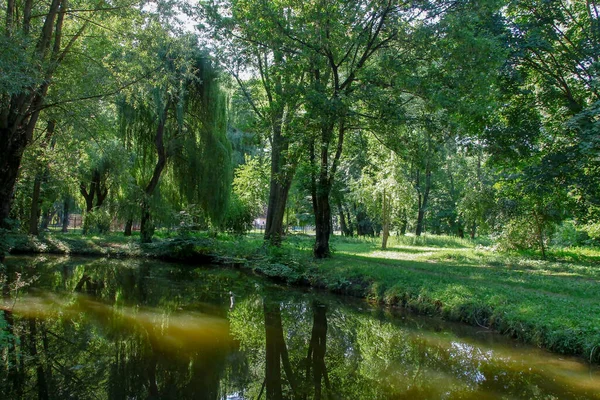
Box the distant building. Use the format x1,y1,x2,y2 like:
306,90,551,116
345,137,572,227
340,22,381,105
253,216,266,230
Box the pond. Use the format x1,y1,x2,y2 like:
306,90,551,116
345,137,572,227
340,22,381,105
1,255,599,399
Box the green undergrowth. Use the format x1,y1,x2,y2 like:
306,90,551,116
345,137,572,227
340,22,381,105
4,231,600,363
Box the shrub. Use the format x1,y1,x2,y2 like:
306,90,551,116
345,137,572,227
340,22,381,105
82,208,112,235
496,217,543,251
174,204,208,236
582,222,600,245
551,220,588,247
222,194,255,235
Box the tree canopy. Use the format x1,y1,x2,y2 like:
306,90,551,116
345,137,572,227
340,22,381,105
0,0,598,256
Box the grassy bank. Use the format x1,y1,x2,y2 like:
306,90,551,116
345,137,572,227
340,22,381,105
4,231,600,363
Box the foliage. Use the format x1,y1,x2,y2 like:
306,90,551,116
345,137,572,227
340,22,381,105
221,193,255,235
116,35,232,241
583,222,600,245
551,220,589,248
82,208,112,235
496,217,544,252
232,155,269,216
173,204,209,235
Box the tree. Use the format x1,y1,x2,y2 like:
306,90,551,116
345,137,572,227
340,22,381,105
26,120,56,235
352,141,412,248
0,0,143,229
118,36,231,242
202,0,306,245
280,0,412,257
232,155,270,217
500,0,600,221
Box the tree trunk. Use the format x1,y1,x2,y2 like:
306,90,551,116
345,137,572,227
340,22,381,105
80,168,100,214
307,302,329,400
139,100,170,243
80,181,96,214
40,208,53,231
124,218,133,236
140,201,153,244
345,208,353,236
29,319,49,400
41,326,53,395
338,201,348,237
415,208,425,236
95,179,108,208
457,224,465,238
27,120,55,235
264,182,292,246
381,189,390,250
3,274,24,396
82,193,94,214
313,188,332,259
415,168,431,237
400,210,408,235
534,211,546,259
0,128,27,229
309,118,343,259
470,222,476,239
264,302,283,400
264,124,294,246
28,175,42,235
61,197,70,232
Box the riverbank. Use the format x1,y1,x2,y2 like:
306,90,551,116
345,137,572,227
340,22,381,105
4,231,600,363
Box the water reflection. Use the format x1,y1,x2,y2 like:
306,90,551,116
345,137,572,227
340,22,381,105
1,256,599,399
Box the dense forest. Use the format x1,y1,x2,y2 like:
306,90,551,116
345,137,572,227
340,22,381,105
1,0,598,258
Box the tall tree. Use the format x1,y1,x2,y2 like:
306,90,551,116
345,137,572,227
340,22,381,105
502,0,600,220
278,0,413,257
0,0,143,229
202,0,306,245
119,36,231,242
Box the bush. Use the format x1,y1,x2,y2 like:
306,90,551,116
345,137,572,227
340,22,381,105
582,222,600,245
551,220,588,247
174,204,208,236
82,208,112,235
222,194,255,235
496,217,543,251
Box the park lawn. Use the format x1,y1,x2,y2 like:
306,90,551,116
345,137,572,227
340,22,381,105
310,235,600,363
4,231,600,362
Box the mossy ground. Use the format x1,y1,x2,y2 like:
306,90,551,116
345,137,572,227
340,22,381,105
4,230,600,363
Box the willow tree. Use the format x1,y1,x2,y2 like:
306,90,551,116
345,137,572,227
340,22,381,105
119,41,231,242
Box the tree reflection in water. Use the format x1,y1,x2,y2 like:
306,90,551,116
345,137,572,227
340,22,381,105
1,256,599,400
261,300,331,400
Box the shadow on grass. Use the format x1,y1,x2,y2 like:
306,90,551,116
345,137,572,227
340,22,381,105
328,252,600,298
548,249,600,265
390,235,475,249
338,245,437,255
380,246,442,254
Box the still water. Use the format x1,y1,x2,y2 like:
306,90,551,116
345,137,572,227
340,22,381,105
1,255,599,399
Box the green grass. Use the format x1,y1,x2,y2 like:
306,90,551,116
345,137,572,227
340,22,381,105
309,235,600,364
4,231,600,363
229,233,600,363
